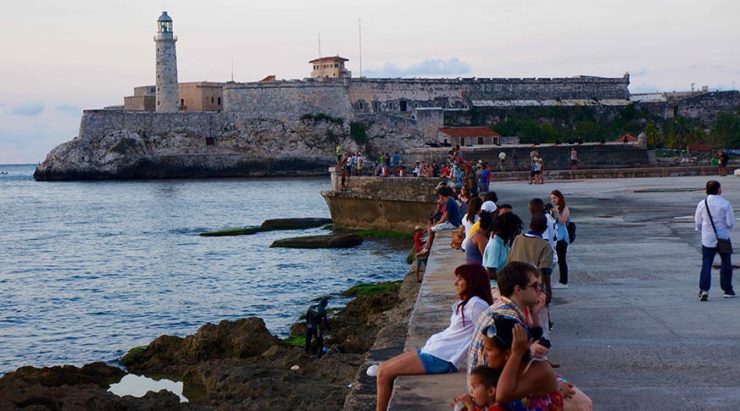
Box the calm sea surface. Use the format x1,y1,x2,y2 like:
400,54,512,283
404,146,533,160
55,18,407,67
0,164,408,374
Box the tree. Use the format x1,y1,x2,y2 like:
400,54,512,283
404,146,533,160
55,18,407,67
711,111,740,149
644,121,662,148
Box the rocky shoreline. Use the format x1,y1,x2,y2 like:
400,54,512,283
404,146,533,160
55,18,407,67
0,271,420,410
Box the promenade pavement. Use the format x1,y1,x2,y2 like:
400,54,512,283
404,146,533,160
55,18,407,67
389,175,740,410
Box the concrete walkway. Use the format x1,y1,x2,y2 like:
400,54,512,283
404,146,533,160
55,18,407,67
389,175,740,410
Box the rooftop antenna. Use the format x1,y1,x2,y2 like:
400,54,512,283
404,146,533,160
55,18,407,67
358,18,363,78
231,58,234,82
318,32,322,57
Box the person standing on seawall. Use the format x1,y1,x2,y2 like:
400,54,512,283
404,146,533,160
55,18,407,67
695,180,735,301
570,147,578,171
549,190,571,289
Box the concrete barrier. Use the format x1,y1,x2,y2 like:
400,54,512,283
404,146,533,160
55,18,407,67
389,231,468,410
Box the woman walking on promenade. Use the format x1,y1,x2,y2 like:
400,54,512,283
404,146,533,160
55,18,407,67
375,264,493,411
549,190,571,288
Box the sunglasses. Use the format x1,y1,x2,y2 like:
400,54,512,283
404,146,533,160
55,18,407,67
482,314,531,347
524,281,545,292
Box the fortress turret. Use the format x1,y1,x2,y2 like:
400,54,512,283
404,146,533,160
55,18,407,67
154,11,179,112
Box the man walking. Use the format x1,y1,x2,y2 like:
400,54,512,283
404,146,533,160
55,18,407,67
695,180,735,301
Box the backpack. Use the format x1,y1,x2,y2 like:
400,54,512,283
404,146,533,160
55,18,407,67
567,221,576,243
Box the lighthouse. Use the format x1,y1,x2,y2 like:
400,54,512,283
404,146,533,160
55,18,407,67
154,11,179,112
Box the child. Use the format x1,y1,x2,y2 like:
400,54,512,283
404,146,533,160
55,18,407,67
453,365,505,411
413,225,428,282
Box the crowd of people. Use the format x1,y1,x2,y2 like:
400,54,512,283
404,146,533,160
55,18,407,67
336,145,555,192
376,174,586,410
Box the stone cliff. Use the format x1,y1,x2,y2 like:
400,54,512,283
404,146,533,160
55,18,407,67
33,111,426,181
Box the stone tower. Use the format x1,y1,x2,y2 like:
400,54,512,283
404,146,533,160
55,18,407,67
154,11,179,112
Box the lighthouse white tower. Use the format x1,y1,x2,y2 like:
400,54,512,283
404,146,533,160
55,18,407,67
154,11,179,112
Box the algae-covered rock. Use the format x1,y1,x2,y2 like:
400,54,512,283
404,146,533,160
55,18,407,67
199,226,262,237
200,218,333,237
123,317,280,376
270,233,363,249
261,218,332,230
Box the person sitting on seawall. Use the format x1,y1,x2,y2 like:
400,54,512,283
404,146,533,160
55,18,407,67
481,314,563,410
304,298,330,358
466,209,495,265
549,190,571,289
421,186,462,253
483,212,524,280
452,365,504,411
461,197,483,252
375,264,494,411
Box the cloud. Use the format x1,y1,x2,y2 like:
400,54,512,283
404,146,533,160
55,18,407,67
364,58,471,78
56,104,82,116
629,68,649,77
7,101,45,116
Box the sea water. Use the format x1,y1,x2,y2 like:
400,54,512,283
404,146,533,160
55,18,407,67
0,164,407,374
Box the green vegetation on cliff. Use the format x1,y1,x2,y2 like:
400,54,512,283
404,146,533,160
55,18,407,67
446,105,740,149
341,281,402,297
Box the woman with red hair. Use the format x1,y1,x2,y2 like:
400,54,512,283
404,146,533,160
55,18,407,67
375,264,493,411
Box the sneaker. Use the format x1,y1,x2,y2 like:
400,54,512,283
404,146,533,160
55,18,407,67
552,283,569,289
700,291,709,302
723,291,736,298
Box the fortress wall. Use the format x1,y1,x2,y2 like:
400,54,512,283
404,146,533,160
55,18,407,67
80,110,222,140
347,77,630,113
676,91,740,124
223,81,354,120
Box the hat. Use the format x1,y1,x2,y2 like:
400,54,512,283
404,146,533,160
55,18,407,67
478,160,483,164
481,201,497,213
414,225,423,231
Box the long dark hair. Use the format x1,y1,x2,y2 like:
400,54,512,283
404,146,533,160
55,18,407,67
454,264,494,325
466,197,483,223
493,212,524,247
550,189,566,209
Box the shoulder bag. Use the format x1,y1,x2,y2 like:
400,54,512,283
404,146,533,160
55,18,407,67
705,198,733,254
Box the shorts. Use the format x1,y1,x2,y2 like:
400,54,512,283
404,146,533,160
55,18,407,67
431,221,457,233
417,349,457,374
570,159,577,166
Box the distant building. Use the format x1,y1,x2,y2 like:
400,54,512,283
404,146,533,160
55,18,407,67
309,56,351,79
438,127,501,146
124,82,224,112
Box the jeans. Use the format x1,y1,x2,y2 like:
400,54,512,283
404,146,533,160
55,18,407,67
700,246,734,293
556,240,569,284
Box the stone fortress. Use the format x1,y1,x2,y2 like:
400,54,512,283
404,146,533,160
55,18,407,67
34,11,739,180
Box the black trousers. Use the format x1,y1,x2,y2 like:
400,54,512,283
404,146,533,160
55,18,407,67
556,240,569,284
304,327,324,357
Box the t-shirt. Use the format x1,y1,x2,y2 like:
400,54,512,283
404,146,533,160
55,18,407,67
507,234,553,272
413,231,425,252
446,197,462,227
421,296,489,366
483,234,510,270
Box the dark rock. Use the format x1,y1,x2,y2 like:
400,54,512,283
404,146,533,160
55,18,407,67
260,218,333,230
270,233,363,249
124,317,280,376
199,226,262,237
0,363,181,410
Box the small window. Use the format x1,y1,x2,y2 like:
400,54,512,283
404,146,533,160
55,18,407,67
205,137,215,146
211,97,214,103
478,137,484,145
461,137,465,146
218,97,221,105
180,99,184,106
400,100,407,112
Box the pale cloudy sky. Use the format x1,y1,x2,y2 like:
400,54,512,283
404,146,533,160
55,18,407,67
0,0,738,164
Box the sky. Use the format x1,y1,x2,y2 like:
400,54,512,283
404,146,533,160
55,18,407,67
0,0,738,164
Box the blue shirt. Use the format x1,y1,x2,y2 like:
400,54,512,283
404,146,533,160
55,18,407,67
446,197,462,227
482,235,509,270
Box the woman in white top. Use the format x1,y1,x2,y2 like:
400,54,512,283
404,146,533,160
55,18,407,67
460,197,483,251
375,264,493,411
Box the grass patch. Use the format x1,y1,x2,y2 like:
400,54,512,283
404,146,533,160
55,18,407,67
342,281,402,297
200,226,262,237
283,335,306,347
120,346,147,366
